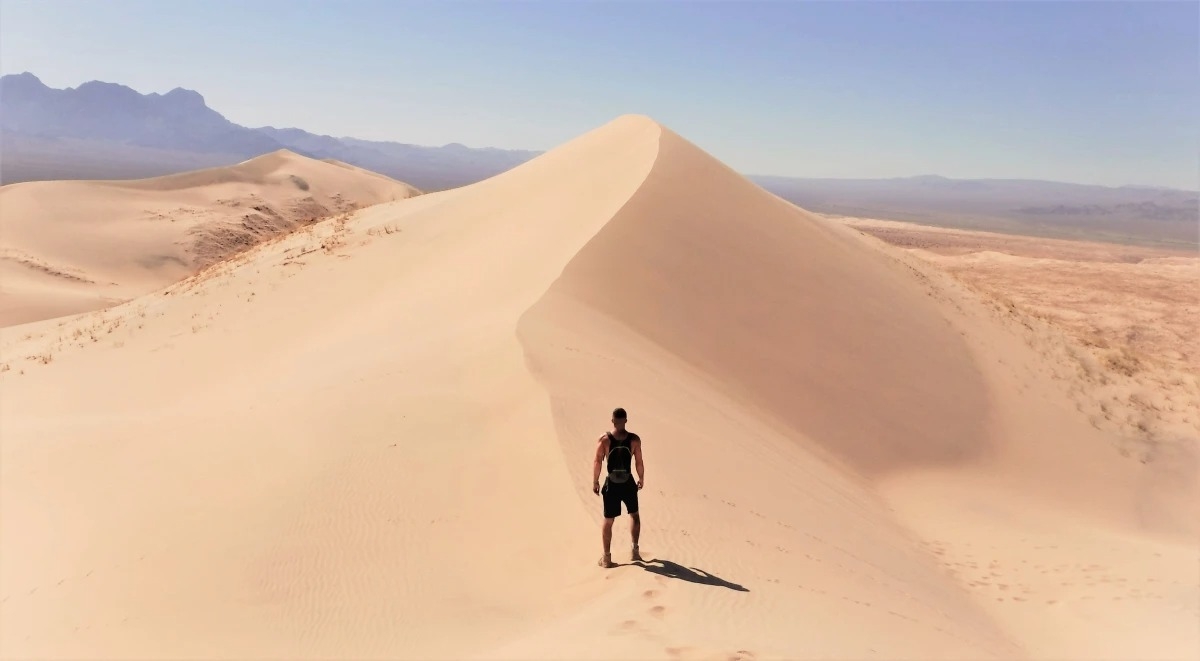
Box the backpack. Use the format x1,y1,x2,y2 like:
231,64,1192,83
606,432,634,484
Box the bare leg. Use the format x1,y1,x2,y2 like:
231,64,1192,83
599,518,615,567
630,512,643,561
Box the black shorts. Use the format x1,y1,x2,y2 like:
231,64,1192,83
601,478,639,519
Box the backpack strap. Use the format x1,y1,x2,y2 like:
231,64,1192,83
605,433,632,472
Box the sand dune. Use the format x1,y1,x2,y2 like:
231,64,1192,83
0,149,420,326
1,115,1196,660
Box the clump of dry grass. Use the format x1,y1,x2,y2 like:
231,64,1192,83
321,234,346,254
317,211,357,254
1105,347,1143,377
367,223,401,237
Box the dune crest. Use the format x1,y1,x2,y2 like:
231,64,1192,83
1,115,1195,660
0,149,420,326
527,124,992,476
515,119,1198,658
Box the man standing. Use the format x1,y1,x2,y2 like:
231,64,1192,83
592,407,644,568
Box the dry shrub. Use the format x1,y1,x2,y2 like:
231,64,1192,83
321,234,346,254
367,224,402,237
1105,347,1143,377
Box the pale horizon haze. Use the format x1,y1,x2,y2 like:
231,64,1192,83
1,0,1197,190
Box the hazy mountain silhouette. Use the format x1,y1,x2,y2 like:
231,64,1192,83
0,73,539,192
1,72,1194,246
0,72,287,155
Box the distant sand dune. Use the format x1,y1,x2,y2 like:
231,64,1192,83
0,116,1195,660
0,149,420,326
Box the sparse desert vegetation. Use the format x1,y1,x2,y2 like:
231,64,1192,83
842,215,1200,460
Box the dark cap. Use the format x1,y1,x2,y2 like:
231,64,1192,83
612,407,627,419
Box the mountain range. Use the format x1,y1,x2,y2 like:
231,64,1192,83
1,72,1195,247
0,72,538,192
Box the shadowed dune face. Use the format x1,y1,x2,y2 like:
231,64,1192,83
530,126,990,476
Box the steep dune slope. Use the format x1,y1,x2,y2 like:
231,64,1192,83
516,124,1199,658
0,149,420,326
532,126,992,476
1,116,1195,660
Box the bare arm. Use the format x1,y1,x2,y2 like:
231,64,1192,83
632,438,644,488
592,434,608,492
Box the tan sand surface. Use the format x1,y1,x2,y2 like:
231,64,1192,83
1,116,1195,660
843,217,1200,461
0,150,420,326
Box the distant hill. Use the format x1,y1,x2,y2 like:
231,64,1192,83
751,174,1199,248
255,126,539,192
1,72,1195,247
0,148,419,326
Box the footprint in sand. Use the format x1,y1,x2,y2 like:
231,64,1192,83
643,589,660,599
649,605,666,618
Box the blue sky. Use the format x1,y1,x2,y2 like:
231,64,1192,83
1,0,1196,188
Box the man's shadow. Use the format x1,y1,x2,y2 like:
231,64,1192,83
629,557,749,592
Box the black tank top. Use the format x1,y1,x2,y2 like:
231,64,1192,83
606,431,637,474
